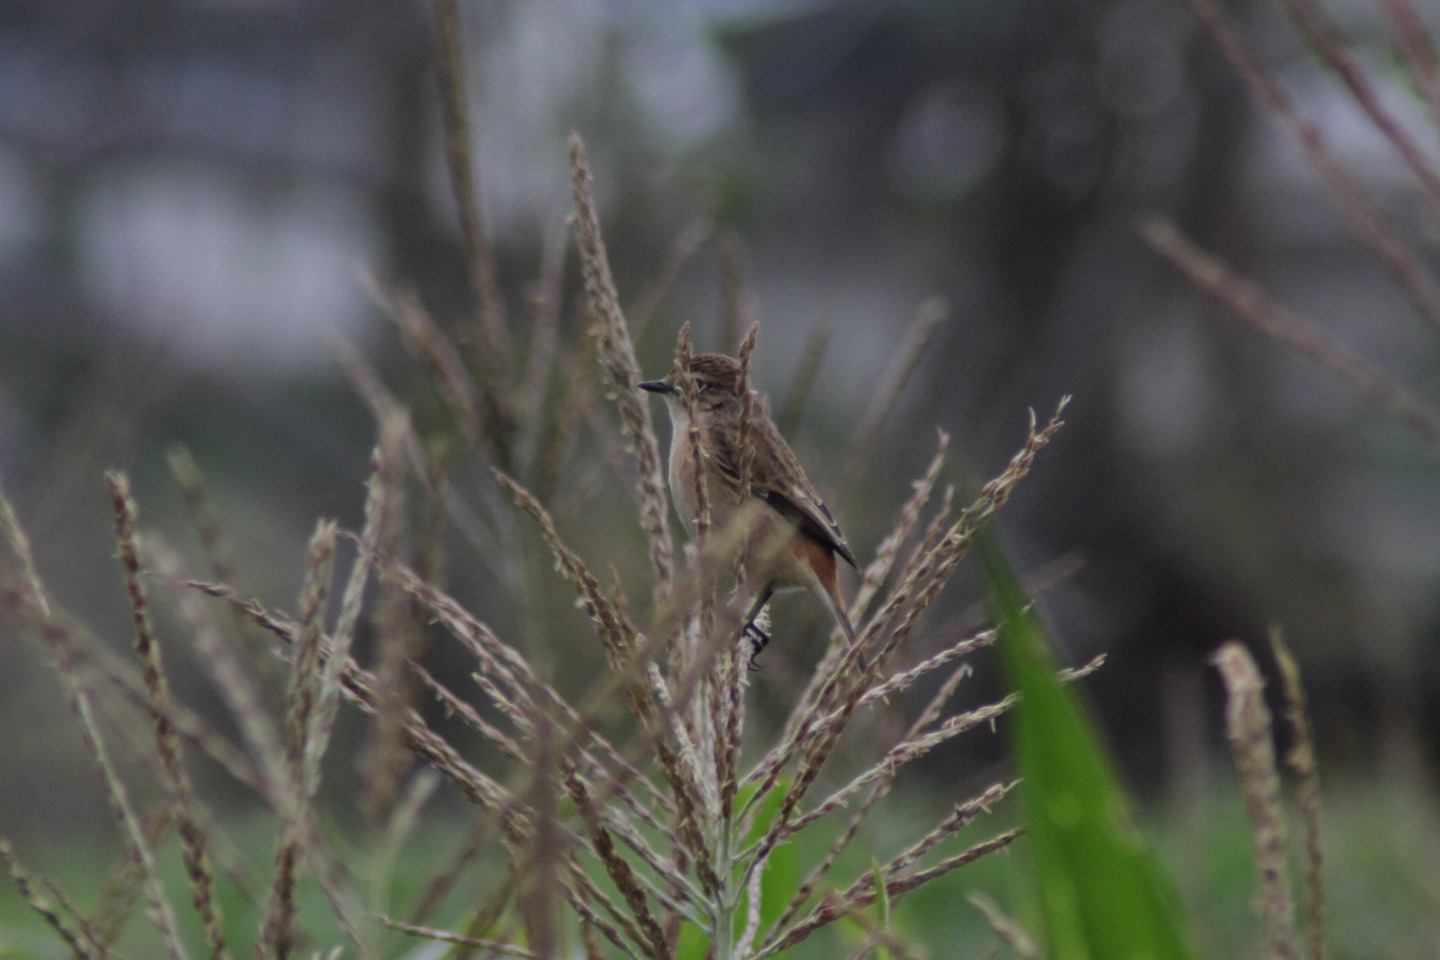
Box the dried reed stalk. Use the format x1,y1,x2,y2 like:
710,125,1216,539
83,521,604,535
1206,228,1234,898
1381,0,1440,132
1213,641,1299,960
376,914,545,959
1275,0,1440,220
759,827,1024,957
433,0,510,364
1179,0,1440,336
719,324,760,817
0,838,101,959
0,478,52,619
838,296,947,496
20,597,263,794
719,234,754,355
51,621,192,960
569,132,675,588
387,562,682,834
494,468,721,898
363,277,486,446
1142,218,1440,453
1,480,192,960
106,471,229,960
968,891,1042,959
1271,631,1326,960
356,414,419,825
776,325,833,436
517,213,571,475
0,127,1075,960
261,520,337,960
749,401,1069,815
167,447,278,690
630,219,711,340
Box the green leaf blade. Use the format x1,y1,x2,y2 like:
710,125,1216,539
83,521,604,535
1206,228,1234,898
982,535,1198,960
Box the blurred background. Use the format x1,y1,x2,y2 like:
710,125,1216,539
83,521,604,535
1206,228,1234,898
1,0,1437,869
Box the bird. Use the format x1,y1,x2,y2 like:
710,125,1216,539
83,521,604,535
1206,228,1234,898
640,352,859,664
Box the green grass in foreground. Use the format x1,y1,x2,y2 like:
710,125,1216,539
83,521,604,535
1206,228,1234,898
3,775,1437,958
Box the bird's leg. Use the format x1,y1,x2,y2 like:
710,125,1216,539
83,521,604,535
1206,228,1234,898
741,580,777,670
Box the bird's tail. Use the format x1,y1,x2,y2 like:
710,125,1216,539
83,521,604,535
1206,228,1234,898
814,577,866,670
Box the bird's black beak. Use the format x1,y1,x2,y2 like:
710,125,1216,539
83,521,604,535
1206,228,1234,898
638,379,673,394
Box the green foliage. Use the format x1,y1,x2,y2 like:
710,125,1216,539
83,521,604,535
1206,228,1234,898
982,534,1199,960
739,779,798,932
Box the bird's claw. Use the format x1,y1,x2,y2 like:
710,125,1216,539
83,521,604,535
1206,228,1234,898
742,621,770,670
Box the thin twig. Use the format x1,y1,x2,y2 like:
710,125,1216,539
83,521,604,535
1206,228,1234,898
776,325,833,437
630,220,712,341
1143,217,1440,453
967,892,1042,959
433,0,509,362
1277,0,1440,221
1381,0,1440,133
46,620,193,960
839,297,947,496
167,447,279,691
518,213,572,476
0,838,102,960
758,827,1023,958
1180,0,1440,336
375,914,545,959
719,234,754,354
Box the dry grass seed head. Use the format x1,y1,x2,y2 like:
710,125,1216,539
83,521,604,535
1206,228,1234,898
105,472,229,960
1212,641,1300,960
1272,630,1326,960
568,132,674,586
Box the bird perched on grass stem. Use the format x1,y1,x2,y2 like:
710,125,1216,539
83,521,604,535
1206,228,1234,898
640,352,858,664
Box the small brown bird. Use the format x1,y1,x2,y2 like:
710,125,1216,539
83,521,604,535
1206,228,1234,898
640,353,858,661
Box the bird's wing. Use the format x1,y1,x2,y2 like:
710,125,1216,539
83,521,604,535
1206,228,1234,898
758,484,859,571
712,417,859,570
